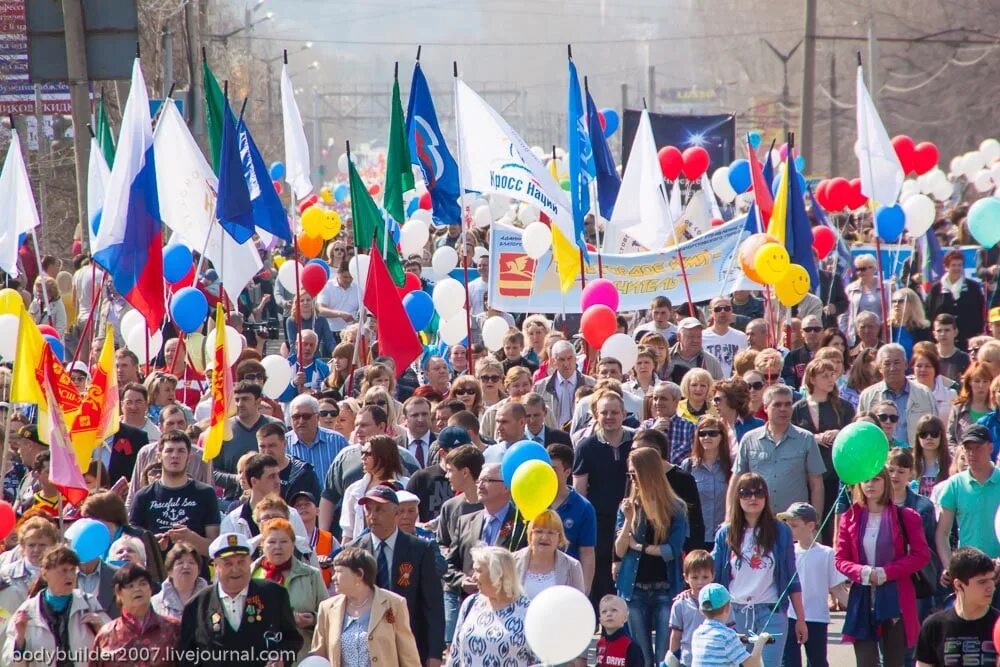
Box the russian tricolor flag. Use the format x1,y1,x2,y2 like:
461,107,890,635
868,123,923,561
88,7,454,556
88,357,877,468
92,59,165,331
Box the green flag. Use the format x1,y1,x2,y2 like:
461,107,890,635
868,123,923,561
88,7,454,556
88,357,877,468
383,75,414,224
350,158,405,287
94,96,116,166
202,61,228,174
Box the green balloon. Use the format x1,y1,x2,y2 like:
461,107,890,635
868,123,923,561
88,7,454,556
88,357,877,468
832,422,889,485
560,179,571,191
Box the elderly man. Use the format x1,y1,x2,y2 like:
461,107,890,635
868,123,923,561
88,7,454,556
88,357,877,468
730,385,826,517
422,356,451,396
278,329,331,401
523,392,572,447
745,318,770,352
851,311,882,355
702,296,748,377
858,343,936,446
669,317,724,382
532,339,595,428
285,394,349,491
782,314,824,386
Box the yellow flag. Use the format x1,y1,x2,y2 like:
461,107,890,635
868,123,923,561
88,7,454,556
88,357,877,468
551,227,582,293
70,327,119,471
767,161,789,245
203,304,234,462
10,304,45,405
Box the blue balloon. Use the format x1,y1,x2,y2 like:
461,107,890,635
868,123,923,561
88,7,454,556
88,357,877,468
875,204,905,242
42,334,64,362
794,155,806,172
728,159,751,193
403,290,434,331
601,108,620,137
307,258,331,280
269,161,286,181
170,287,209,334
163,244,193,284
770,169,808,198
334,183,349,202
65,518,111,563
17,232,26,247
501,440,552,488
748,131,762,149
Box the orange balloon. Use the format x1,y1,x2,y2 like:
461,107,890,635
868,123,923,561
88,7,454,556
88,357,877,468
739,233,780,284
297,233,324,259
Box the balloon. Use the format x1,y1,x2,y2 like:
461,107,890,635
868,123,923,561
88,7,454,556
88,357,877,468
875,204,905,242
981,138,1000,164
65,519,111,563
968,197,1000,249
334,183,349,202
269,161,286,180
601,108,619,136
974,169,994,193
658,146,683,181
367,183,380,196
319,186,333,204
519,204,540,224
0,501,14,540
124,328,162,364
162,244,193,284
418,191,432,210
307,258,331,280
400,220,430,257
297,234,324,259
433,278,466,319
748,131,762,149
727,159,751,193
482,316,511,352
580,305,617,348
439,310,469,345
298,658,331,667
899,179,920,201
814,179,831,210
601,333,639,372
43,335,64,362
0,288,22,313
297,193,319,214
832,421,889,485
272,180,283,195
794,154,806,172
710,167,736,203
337,153,349,173
300,262,328,297
522,222,552,260
473,205,492,228
847,178,868,210
170,287,209,334
812,226,836,259
738,233,778,284
397,271,422,298
347,254,371,292
912,142,939,175
559,179,570,191
277,260,303,293
752,242,790,284
779,142,789,162
501,440,551,488
681,146,710,181
891,135,916,174
410,209,433,226
258,355,292,399
902,194,936,236
825,177,852,211
431,246,458,278
205,324,243,368
120,309,146,338
489,194,511,218
0,313,19,360
774,264,811,307
597,111,607,131
961,151,984,179
403,291,434,331
525,585,596,664
511,459,558,521
38,324,59,339
301,206,326,237
580,278,620,312
931,179,954,202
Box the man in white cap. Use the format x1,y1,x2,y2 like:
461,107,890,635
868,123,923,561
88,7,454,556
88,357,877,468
669,317,724,382
67,360,90,393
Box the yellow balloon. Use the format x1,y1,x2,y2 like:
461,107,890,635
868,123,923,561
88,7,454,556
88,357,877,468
319,186,334,204
774,264,811,307
273,256,286,269
320,211,342,240
185,333,207,373
753,242,790,285
301,206,326,237
511,459,558,521
0,288,22,314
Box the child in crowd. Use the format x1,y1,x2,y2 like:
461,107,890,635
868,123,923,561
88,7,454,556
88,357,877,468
667,550,723,667
778,502,848,667
595,594,645,667
690,584,768,667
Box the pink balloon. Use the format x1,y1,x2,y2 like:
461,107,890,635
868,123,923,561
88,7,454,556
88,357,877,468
778,142,789,162
580,278,620,312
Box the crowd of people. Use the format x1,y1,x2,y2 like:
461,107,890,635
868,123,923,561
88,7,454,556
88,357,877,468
0,208,999,667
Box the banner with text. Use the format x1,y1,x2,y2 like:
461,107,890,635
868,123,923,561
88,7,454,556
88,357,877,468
488,218,751,313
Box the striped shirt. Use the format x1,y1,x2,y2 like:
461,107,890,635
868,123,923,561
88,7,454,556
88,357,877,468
691,618,750,667
286,427,349,489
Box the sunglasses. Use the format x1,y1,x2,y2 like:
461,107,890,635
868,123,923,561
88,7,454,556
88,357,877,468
479,375,501,383
712,305,732,313
698,430,721,438
454,388,476,396
711,396,723,404
891,298,906,305
746,380,764,391
919,430,941,439
855,266,871,273
318,409,338,418
290,413,315,421
802,326,822,333
876,413,899,424
738,488,767,499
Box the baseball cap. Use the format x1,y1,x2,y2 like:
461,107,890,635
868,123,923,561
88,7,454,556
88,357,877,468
17,425,45,447
699,583,731,612
209,532,251,560
358,485,399,506
289,491,317,506
961,424,993,446
396,490,420,505
777,502,818,524
67,360,91,379
990,307,1000,324
437,425,473,450
678,317,703,330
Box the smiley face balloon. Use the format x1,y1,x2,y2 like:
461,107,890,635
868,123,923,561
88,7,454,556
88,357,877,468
775,264,811,306
752,242,791,285
738,233,780,284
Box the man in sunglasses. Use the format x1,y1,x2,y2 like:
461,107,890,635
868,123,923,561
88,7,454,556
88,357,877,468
781,314,824,387
858,343,936,446
702,297,748,378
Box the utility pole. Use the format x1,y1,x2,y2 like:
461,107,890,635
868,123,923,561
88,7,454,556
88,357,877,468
620,83,628,111
762,39,801,138
867,8,879,107
162,26,174,99
60,0,90,236
647,65,655,111
799,0,817,168
186,0,205,135
33,86,48,227
828,53,838,175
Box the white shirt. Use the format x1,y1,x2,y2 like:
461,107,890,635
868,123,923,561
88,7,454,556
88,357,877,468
862,511,882,566
787,543,847,623
372,528,399,570
702,327,748,377
555,373,578,427
340,474,410,541
218,583,248,631
728,528,778,605
72,265,104,320
318,280,360,332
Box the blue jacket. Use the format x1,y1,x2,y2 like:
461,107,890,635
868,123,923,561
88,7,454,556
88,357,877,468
977,410,1000,461
614,503,688,602
711,521,800,614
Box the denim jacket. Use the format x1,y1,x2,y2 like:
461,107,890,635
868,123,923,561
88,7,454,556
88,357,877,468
711,521,800,614
614,503,688,602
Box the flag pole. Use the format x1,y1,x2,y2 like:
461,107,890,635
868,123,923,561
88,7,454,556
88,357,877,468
13,112,54,327
452,61,474,347
345,141,366,397
583,76,604,278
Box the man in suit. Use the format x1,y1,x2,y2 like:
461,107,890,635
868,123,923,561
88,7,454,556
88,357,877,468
532,339,595,428
179,532,302,666
350,485,445,666
399,396,437,468
523,392,572,447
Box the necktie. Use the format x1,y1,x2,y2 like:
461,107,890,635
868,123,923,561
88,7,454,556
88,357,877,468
531,433,543,444
412,440,425,467
484,515,500,545
376,541,390,589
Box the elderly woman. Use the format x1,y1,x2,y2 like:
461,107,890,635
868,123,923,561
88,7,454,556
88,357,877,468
889,287,932,358
80,491,165,583
909,342,958,425
447,375,484,416
150,542,208,620
677,368,712,424
2,545,110,666
90,564,180,667
450,546,538,666
0,517,59,624
340,435,408,541
842,253,890,342
311,547,419,667
447,343,470,379
253,518,328,659
513,510,584,598
108,535,147,568
712,378,764,444
475,357,506,410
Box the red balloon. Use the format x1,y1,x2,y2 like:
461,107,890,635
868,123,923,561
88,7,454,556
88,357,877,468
37,324,59,339
891,135,916,174
825,177,852,211
169,267,196,293
848,178,868,210
297,193,319,214
658,146,683,181
710,217,724,227
419,191,432,210
273,180,283,195
681,146,710,181
368,183,381,196
993,616,1000,661
912,142,939,175
580,304,617,348
300,263,328,297
585,242,597,252
597,111,607,131
812,226,836,259
0,501,13,541
814,179,831,210
397,271,422,298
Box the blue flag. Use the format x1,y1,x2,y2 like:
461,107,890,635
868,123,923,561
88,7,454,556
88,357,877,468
762,149,775,191
918,227,944,285
567,59,593,253
786,155,819,289
215,99,254,243
585,88,620,221
406,62,461,225
238,118,292,243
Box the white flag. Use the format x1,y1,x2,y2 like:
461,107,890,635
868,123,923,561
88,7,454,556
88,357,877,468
281,64,313,200
86,138,111,248
856,65,903,206
153,100,261,305
0,132,40,278
668,179,683,223
700,173,723,221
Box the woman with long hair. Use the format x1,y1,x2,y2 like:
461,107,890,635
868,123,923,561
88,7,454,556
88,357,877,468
911,415,951,497
842,348,880,409
481,366,550,439
447,375,484,416
324,342,355,396
475,357,506,409
711,378,764,445
888,287,933,359
361,386,403,434
819,328,851,366
909,342,957,424
359,364,397,402
947,362,993,449
741,369,767,421
340,435,407,541
835,468,930,665
284,290,335,358
812,346,849,394
614,447,689,666
712,473,805,666
333,398,361,441
680,415,732,551
677,368,712,424
639,332,672,381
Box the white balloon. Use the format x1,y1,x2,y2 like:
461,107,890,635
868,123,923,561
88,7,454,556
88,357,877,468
431,246,459,278
277,261,303,294
902,194,936,236
710,167,737,203
931,180,953,202
900,179,920,198
926,168,949,190
125,327,163,364
439,310,469,345
522,222,552,260
400,219,430,257
990,162,1000,184
530,145,545,159
498,212,516,226
459,193,480,208
553,146,566,160
525,586,596,664
261,354,294,399
981,138,1000,164
297,658,331,667
974,169,994,193
601,333,639,372
481,316,511,352
962,151,984,178
409,208,433,225
0,314,18,361
205,325,244,368
488,194,511,218
120,309,145,341
473,205,493,229
347,254,371,292
433,278,466,319
518,204,540,224
769,148,782,167
337,153,349,174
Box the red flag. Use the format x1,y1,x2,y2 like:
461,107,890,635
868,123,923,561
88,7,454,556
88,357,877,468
747,141,774,230
39,348,90,507
363,246,423,378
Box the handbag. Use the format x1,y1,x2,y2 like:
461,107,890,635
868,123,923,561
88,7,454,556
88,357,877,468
895,504,935,598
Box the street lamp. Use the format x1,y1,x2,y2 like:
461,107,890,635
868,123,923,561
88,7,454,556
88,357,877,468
290,61,319,77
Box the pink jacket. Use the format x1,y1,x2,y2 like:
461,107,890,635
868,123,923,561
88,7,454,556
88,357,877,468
835,503,931,648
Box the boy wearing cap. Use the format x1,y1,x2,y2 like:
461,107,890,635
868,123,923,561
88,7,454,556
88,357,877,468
778,502,848,667
690,584,768,667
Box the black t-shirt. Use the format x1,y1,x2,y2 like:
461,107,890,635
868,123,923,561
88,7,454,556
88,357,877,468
939,349,971,383
128,479,222,536
915,606,998,666
572,434,633,517
405,465,452,522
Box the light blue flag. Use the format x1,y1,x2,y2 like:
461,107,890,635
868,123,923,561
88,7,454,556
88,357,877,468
567,59,593,255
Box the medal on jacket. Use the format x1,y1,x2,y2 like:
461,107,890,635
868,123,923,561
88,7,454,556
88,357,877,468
211,612,222,633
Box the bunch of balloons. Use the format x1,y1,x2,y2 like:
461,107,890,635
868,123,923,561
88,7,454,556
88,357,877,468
598,108,619,137
501,441,557,521
738,234,811,308
814,177,867,212
890,135,940,176
658,145,711,182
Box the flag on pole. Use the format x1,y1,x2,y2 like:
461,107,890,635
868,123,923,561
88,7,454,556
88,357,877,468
747,140,774,231
668,179,683,224
215,98,255,244
364,245,423,378
768,151,820,288
40,353,89,507
281,63,313,200
93,58,165,331
202,61,228,174
567,58,594,256
86,138,111,240
8,301,45,405
918,227,944,291
585,88,620,220
349,158,405,286
406,61,460,224
71,326,119,471
701,173,724,221
203,304,234,462
94,94,116,167
239,117,292,242
384,73,414,225
856,64,904,206
0,130,40,278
